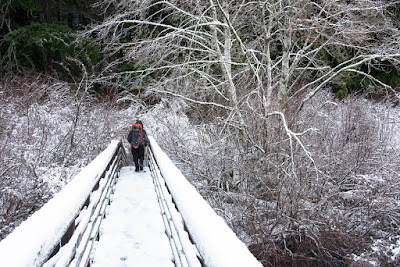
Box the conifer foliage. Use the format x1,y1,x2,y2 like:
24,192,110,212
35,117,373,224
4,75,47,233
0,0,99,75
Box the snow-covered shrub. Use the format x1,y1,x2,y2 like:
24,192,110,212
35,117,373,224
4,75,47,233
0,75,144,240
151,89,400,266
306,94,400,265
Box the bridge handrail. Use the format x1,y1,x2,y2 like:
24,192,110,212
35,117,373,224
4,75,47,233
148,137,262,267
0,140,128,266
147,139,202,267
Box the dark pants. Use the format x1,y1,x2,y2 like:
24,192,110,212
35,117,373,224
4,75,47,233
131,145,145,171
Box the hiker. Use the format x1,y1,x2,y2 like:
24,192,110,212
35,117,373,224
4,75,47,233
127,120,149,172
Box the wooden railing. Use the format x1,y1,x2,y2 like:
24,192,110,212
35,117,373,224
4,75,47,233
0,140,128,267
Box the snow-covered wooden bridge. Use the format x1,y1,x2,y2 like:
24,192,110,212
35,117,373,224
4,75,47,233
0,138,261,267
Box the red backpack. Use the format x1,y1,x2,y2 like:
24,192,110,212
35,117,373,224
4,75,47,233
131,123,143,149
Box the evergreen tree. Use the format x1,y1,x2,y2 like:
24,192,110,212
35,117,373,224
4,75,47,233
0,0,101,76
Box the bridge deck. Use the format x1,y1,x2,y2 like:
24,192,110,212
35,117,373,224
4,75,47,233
91,166,174,266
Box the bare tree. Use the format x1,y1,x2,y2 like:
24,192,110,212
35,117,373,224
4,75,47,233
87,0,400,139
87,0,400,265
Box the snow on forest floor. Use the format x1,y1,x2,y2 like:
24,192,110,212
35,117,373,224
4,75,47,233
91,166,174,267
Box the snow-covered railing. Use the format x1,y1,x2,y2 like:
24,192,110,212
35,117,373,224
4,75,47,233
148,137,262,267
0,140,128,266
148,141,202,267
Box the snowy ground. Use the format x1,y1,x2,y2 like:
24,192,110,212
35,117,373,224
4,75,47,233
91,166,174,267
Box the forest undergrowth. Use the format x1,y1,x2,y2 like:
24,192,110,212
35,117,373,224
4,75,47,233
0,74,142,240
151,92,400,266
1,74,400,266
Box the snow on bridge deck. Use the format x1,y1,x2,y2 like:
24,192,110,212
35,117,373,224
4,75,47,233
91,166,174,267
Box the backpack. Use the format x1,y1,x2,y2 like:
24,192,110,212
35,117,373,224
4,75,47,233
131,123,143,149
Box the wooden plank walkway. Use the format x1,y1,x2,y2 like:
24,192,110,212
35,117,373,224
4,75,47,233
91,166,174,266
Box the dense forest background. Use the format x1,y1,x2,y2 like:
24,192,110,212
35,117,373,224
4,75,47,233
1,1,400,266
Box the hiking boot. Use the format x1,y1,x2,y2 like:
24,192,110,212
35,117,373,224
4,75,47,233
139,159,144,171
135,168,139,172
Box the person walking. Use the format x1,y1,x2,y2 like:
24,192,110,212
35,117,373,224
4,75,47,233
127,120,149,172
